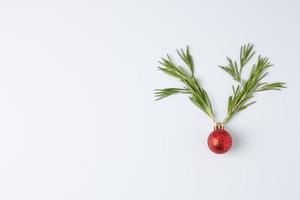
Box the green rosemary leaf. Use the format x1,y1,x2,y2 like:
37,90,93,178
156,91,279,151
154,88,190,100
256,82,286,92
237,101,257,112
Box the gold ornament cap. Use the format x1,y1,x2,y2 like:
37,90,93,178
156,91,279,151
214,122,224,130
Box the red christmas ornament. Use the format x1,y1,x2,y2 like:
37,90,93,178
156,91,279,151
207,123,232,154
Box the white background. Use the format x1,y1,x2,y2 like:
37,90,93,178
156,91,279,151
0,1,299,200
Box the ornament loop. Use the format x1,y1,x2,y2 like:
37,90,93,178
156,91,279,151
214,122,224,130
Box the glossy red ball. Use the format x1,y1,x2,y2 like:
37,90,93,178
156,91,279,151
207,129,232,154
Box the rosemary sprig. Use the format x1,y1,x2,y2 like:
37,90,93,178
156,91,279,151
155,46,215,119
221,43,286,123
